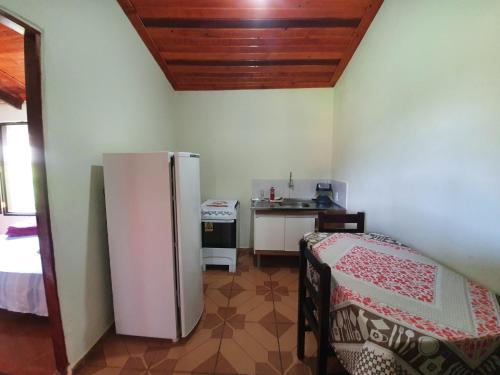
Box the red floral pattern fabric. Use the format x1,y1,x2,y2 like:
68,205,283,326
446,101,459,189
335,246,437,303
303,232,500,375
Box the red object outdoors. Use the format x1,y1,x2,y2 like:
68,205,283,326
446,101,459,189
270,187,275,201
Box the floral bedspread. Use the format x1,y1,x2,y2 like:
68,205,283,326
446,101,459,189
303,232,500,375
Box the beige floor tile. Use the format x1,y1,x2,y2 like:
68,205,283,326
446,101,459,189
215,322,281,375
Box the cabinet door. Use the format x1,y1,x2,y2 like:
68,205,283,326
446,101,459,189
284,216,316,252
254,216,285,251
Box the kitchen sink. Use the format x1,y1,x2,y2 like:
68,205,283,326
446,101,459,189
278,201,311,208
251,198,316,210
277,198,312,208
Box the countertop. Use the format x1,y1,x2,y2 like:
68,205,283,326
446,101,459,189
250,198,345,212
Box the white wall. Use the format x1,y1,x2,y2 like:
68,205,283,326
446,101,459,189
0,103,33,232
332,1,500,293
175,88,334,247
0,102,27,122
0,0,176,366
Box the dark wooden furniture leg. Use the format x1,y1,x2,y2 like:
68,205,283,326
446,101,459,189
297,239,333,375
297,239,307,360
298,212,365,375
317,264,331,375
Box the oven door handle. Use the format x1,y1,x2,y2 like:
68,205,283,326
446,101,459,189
202,219,235,224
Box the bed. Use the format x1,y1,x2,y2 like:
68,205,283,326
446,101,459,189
297,213,500,375
0,234,48,316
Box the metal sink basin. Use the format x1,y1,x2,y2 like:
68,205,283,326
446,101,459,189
251,197,318,210
277,198,312,208
278,201,311,208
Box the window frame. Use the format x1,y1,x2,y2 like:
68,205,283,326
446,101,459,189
0,121,36,216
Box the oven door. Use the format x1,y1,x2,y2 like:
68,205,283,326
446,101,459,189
201,219,237,248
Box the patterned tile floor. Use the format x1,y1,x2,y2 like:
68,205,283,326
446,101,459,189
0,308,56,374
76,251,347,375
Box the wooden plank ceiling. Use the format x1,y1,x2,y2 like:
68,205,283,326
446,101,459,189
118,0,383,90
0,23,24,108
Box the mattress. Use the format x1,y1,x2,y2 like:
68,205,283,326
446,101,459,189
0,235,48,316
304,232,500,375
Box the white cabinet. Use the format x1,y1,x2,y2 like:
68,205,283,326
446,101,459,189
254,214,316,253
284,216,316,252
254,216,285,251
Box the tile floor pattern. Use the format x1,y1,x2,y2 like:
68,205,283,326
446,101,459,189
76,251,347,375
0,308,56,374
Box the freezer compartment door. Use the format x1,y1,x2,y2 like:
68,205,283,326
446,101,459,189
174,153,204,337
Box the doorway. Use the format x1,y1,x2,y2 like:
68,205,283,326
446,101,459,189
0,9,68,374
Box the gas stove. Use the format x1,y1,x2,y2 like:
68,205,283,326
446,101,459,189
201,199,238,221
201,199,239,273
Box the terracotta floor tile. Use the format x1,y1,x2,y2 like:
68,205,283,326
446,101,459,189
276,323,316,375
101,335,131,368
167,321,223,373
202,288,231,319
277,324,347,375
269,267,299,292
173,341,219,374
77,263,312,375
232,266,271,291
14,350,57,375
273,291,298,324
74,366,123,375
203,270,234,290
120,336,152,357
81,343,107,368
0,309,56,374
227,289,275,324
215,322,281,375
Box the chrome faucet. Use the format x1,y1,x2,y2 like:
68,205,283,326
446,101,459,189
288,171,294,189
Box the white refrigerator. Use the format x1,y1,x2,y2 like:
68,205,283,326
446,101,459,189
103,152,204,340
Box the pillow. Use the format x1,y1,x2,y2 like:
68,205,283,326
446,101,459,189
6,223,38,237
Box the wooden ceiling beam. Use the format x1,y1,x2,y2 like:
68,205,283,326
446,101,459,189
118,0,383,90
162,51,343,61
165,59,340,67
154,35,351,47
143,18,361,29
160,45,348,54
134,1,370,20
175,81,329,90
175,71,333,79
117,0,179,89
168,65,336,74
329,0,383,86
148,27,356,39
0,87,23,109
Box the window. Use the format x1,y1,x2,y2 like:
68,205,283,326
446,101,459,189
0,123,36,215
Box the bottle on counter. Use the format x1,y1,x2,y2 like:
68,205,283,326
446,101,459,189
270,186,275,201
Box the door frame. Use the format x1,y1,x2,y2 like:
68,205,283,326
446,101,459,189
0,9,69,373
